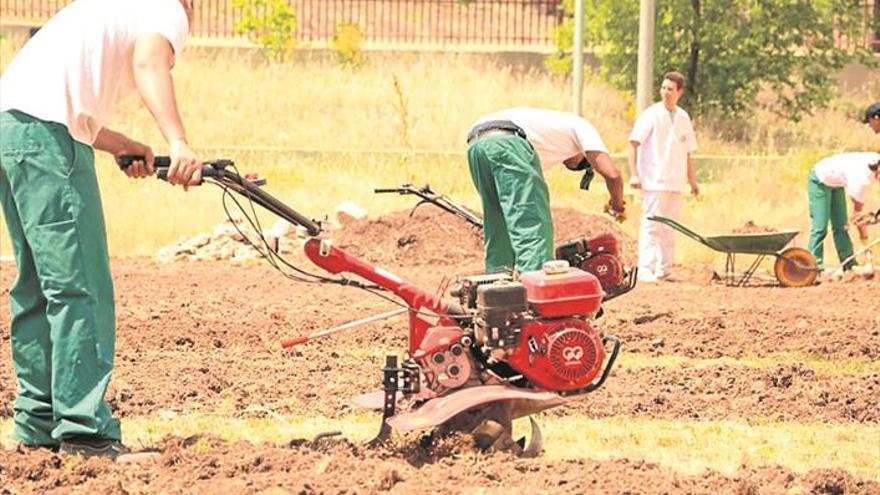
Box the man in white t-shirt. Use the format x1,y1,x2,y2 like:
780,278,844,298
0,0,201,459
466,107,626,273
627,72,699,282
807,152,880,270
864,102,880,134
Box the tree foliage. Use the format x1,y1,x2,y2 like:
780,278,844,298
233,0,298,61
548,0,877,120
330,22,365,68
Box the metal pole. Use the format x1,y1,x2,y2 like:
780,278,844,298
572,0,584,115
281,307,409,348
874,0,880,53
636,0,655,112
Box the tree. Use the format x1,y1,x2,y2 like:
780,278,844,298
233,0,297,62
548,0,877,120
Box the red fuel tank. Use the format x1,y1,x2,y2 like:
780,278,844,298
519,261,603,318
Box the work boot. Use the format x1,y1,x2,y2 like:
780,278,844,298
59,436,131,460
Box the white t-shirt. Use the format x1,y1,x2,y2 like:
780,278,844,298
0,0,189,145
629,102,698,193
813,152,880,203
472,107,609,169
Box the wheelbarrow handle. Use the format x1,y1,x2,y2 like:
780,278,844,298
648,216,709,246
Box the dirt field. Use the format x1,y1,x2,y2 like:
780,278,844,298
1,208,878,494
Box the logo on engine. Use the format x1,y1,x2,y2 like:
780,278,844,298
562,346,584,364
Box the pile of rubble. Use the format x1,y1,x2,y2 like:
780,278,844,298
155,202,367,263
732,220,777,234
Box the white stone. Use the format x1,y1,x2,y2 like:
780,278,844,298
335,201,367,226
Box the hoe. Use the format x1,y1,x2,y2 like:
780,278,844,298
121,156,635,456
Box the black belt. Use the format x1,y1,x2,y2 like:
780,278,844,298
466,120,527,146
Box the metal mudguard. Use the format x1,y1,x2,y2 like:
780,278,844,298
381,385,567,432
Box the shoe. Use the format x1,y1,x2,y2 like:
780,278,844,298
657,273,681,283
59,436,131,460
17,443,60,453
637,271,659,283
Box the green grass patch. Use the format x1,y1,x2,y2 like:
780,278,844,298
615,352,880,376
341,345,880,377
536,417,879,479
3,414,877,480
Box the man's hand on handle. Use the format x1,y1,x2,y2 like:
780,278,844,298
94,128,156,178
165,140,202,190
113,139,155,179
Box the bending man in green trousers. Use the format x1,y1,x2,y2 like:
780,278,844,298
807,152,880,271
0,0,202,459
466,108,626,273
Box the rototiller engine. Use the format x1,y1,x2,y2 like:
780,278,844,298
122,157,633,455
375,184,634,297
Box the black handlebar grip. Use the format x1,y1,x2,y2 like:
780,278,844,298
156,165,218,181
374,188,403,194
117,155,171,168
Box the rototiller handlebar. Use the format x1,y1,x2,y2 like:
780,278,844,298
118,155,322,236
374,184,484,229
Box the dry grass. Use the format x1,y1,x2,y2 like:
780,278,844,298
1,34,878,268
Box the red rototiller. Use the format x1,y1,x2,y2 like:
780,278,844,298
121,156,635,455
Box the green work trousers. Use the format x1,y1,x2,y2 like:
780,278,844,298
467,134,553,273
0,110,120,446
807,170,855,270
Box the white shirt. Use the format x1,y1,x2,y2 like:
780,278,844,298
0,0,189,145
629,102,698,192
813,152,880,203
473,107,609,169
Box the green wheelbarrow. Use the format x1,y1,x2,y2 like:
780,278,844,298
649,216,818,288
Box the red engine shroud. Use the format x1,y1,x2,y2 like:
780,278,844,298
506,318,605,391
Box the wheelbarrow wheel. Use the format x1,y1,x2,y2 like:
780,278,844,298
774,247,818,288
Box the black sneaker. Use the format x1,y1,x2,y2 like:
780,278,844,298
18,443,60,453
59,436,131,460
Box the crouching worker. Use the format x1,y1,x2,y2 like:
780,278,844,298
0,0,202,459
807,152,880,271
466,107,626,273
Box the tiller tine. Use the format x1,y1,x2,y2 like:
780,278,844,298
518,416,543,459
366,354,420,447
367,420,393,448
366,355,399,447
471,408,544,458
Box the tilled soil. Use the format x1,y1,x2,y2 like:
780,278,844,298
1,437,878,495
1,208,878,493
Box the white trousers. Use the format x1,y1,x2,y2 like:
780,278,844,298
638,190,685,280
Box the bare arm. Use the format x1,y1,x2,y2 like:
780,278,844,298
132,33,201,188
687,153,699,196
627,140,641,189
852,199,869,241
587,151,625,213
133,34,186,145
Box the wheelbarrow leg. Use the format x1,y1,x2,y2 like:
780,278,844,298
725,253,735,286
738,254,766,287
